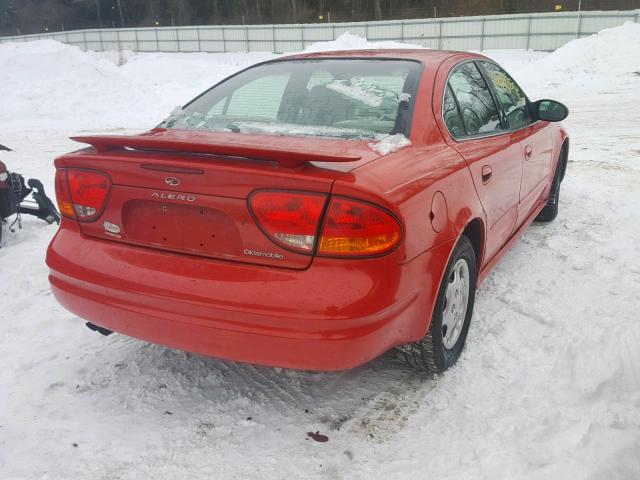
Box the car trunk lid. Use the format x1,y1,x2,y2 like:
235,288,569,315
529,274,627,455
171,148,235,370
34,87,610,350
58,130,380,269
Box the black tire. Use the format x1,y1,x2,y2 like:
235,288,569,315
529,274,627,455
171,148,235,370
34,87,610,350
535,189,559,222
399,236,477,373
535,144,567,223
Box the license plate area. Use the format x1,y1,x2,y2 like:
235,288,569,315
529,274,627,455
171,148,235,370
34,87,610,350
122,200,241,255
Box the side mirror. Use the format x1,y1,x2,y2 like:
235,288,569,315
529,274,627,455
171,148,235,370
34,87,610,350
533,99,569,122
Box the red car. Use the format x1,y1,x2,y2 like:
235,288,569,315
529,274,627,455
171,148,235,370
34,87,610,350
47,49,568,372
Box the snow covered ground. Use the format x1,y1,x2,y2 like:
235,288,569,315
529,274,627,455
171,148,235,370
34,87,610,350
1,25,640,479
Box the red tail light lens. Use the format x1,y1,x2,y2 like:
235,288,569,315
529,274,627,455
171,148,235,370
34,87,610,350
249,191,327,253
249,190,402,258
55,168,111,221
319,197,401,256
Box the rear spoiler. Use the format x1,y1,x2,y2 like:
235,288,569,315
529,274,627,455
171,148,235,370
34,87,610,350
70,132,362,168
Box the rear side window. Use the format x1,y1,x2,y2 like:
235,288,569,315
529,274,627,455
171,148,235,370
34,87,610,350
480,61,533,130
443,85,466,138
447,62,502,136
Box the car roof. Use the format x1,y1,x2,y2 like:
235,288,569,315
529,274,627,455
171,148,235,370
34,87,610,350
281,49,487,67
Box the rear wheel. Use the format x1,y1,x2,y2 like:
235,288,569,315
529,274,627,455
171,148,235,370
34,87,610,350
399,236,477,373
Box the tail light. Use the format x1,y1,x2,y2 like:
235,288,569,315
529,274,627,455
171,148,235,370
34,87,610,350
319,197,402,256
249,190,327,253
249,190,402,257
55,168,111,221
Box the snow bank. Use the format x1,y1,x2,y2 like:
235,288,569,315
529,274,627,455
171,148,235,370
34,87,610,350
0,40,161,131
532,21,640,77
507,21,640,97
303,32,422,52
0,40,274,132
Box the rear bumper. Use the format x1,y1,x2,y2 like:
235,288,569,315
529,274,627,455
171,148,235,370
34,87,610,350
47,221,450,370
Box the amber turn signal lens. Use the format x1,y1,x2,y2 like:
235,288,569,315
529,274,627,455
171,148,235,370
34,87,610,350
54,169,75,219
319,197,401,256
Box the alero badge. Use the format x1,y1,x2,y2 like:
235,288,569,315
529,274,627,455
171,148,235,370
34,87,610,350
151,192,196,202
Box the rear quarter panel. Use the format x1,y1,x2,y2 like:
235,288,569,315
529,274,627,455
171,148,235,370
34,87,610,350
334,55,485,266
332,144,481,265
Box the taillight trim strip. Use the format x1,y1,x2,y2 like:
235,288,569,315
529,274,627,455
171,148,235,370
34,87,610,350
247,188,330,256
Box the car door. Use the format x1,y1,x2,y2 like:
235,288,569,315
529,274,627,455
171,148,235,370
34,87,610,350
443,61,523,263
478,61,554,227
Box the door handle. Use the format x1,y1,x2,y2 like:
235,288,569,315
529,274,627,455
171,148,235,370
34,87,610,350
481,165,492,184
524,145,533,159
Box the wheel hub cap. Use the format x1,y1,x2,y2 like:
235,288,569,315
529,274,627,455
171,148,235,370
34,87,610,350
442,258,470,350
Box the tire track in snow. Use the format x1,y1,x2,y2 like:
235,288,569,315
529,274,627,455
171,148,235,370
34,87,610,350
341,364,432,443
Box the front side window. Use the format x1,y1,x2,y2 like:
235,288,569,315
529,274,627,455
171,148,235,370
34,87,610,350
447,62,502,136
163,59,421,140
480,61,533,130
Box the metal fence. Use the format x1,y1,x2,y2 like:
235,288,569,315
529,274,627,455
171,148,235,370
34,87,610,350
1,9,638,53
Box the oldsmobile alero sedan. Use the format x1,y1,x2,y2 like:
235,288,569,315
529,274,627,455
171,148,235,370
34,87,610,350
46,49,569,372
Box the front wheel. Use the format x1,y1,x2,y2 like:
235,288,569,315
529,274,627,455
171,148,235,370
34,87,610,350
536,143,567,223
535,178,560,222
399,236,477,373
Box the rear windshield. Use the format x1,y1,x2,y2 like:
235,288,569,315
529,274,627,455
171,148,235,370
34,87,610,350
162,59,421,140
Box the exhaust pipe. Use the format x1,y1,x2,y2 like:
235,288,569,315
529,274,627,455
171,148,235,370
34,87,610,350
85,322,113,336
